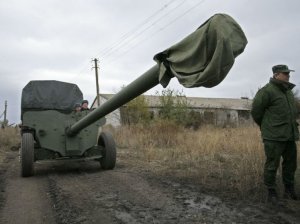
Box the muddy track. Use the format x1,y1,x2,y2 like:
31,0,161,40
0,149,300,224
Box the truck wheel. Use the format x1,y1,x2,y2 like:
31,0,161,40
98,132,116,170
21,133,34,177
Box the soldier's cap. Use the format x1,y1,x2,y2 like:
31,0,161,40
81,100,89,105
74,103,81,108
272,64,295,74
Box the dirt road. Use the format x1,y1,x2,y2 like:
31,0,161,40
0,148,299,224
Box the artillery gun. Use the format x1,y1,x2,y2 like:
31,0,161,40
20,14,247,177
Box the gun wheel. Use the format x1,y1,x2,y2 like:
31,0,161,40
21,133,34,177
98,132,116,170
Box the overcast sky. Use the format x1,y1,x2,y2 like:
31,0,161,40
1,0,300,124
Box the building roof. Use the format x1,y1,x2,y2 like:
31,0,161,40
92,94,252,111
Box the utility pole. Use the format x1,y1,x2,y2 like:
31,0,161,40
4,100,7,126
93,58,100,107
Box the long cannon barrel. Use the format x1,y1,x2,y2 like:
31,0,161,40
66,13,248,136
67,65,160,136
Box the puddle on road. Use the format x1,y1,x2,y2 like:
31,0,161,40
115,211,138,224
184,194,223,212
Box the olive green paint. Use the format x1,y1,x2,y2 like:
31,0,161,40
23,110,105,159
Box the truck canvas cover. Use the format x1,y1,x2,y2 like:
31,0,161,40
21,80,83,114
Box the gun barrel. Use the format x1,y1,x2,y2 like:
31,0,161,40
67,65,159,136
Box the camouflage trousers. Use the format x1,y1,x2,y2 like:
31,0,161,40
263,140,297,188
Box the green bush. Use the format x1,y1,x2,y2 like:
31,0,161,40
157,89,200,128
120,88,202,129
120,95,151,125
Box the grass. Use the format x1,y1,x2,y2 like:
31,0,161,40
112,121,300,201
1,123,299,202
0,127,20,163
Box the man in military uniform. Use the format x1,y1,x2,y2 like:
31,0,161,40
81,100,89,111
74,103,81,112
251,64,299,203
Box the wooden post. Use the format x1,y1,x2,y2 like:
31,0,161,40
93,58,100,107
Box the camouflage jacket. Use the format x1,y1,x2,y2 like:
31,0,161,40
251,78,299,141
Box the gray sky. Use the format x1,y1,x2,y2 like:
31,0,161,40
1,0,300,124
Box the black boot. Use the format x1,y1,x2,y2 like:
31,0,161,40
284,185,298,200
267,188,279,205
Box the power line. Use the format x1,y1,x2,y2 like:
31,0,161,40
71,0,205,83
158,0,206,31
96,0,179,58
99,0,187,60
70,0,180,83
68,59,90,83
105,0,205,65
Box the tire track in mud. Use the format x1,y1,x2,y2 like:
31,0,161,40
43,161,117,224
41,160,300,224
1,150,300,224
0,151,15,212
43,163,199,224
47,175,87,224
0,150,23,224
0,151,56,224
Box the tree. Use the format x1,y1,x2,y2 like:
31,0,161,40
157,88,193,127
120,95,150,125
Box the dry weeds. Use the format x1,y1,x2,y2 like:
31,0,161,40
0,127,20,162
1,123,298,202
113,121,300,201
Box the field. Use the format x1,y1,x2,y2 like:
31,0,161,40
112,121,300,201
1,125,300,223
0,124,300,224
1,124,300,201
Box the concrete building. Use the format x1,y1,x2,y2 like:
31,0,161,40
91,94,253,127
91,94,122,127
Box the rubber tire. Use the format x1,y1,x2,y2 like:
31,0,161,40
98,132,116,170
21,133,34,177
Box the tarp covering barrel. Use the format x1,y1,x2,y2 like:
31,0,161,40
154,13,247,88
21,80,83,118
